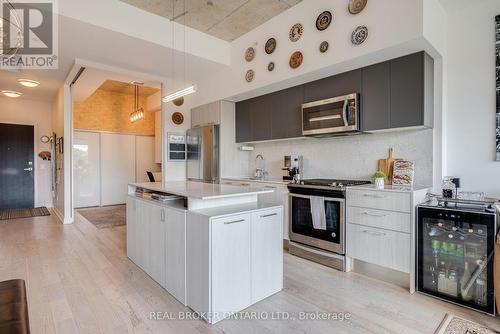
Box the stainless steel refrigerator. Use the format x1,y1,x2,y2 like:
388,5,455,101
186,124,220,183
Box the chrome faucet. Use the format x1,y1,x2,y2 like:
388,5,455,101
254,154,267,179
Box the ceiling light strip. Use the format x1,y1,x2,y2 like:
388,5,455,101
162,85,197,103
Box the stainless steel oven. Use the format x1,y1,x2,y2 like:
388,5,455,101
302,93,359,137
289,193,345,254
287,179,371,271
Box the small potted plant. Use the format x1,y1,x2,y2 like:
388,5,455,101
373,171,386,189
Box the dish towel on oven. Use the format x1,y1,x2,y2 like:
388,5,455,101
311,197,326,230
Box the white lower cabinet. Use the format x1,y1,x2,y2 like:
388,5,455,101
187,206,283,324
211,214,252,322
126,196,187,304
347,223,410,273
251,209,283,302
126,197,137,263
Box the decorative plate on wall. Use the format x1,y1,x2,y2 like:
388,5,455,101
319,41,329,53
316,11,333,31
171,112,184,125
245,69,255,82
265,38,277,54
351,26,368,45
245,47,256,62
289,23,303,42
267,62,275,71
173,97,184,106
289,51,303,69
348,0,367,15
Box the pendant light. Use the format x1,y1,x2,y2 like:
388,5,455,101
0,0,23,60
162,0,196,104
130,83,144,123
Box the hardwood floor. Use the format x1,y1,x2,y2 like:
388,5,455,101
0,212,498,334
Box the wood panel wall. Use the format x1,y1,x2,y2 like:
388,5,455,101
73,89,156,135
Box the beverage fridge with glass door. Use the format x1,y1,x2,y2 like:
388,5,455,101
417,202,497,315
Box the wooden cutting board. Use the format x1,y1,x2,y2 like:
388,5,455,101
378,148,403,184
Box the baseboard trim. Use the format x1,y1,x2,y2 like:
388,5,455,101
52,207,73,224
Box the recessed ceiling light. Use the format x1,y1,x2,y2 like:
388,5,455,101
1,90,23,98
17,79,40,88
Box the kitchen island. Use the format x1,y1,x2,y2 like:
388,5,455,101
126,182,284,324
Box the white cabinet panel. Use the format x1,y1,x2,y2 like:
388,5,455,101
347,206,411,233
211,214,252,322
136,136,157,182
73,131,100,208
347,223,410,273
347,189,411,213
135,200,151,272
251,208,283,302
100,133,136,206
165,207,186,304
126,196,137,263
149,202,166,286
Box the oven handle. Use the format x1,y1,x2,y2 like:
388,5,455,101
289,193,346,203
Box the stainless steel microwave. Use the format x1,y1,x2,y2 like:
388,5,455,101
302,93,359,137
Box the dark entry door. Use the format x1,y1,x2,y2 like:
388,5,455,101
0,123,35,210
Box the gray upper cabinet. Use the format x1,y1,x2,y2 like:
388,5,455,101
361,61,391,131
235,100,252,143
250,95,273,141
271,85,303,139
235,51,433,143
303,69,362,103
390,52,425,128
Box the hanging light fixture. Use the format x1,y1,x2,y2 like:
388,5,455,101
0,0,23,61
162,0,196,104
130,83,145,123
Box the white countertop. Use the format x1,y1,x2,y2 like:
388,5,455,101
130,181,275,200
190,202,282,218
348,183,431,193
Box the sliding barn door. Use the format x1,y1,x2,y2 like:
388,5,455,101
73,131,101,208
100,133,136,206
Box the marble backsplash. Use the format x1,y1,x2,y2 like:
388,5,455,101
248,129,434,186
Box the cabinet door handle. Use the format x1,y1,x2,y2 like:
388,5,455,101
362,211,387,218
362,230,386,236
161,209,165,222
224,219,245,225
260,213,277,218
362,193,387,199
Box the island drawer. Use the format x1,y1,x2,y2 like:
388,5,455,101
347,189,411,213
347,207,411,233
347,224,410,273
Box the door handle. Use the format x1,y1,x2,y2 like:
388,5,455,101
362,211,387,218
362,230,386,236
161,209,165,222
362,193,387,199
260,213,277,218
23,167,33,171
224,219,245,225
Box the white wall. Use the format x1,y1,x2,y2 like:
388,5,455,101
191,0,430,107
445,0,500,197
251,129,434,186
0,96,53,208
51,86,68,222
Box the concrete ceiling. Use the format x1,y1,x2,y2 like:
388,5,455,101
119,0,302,41
0,14,226,102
